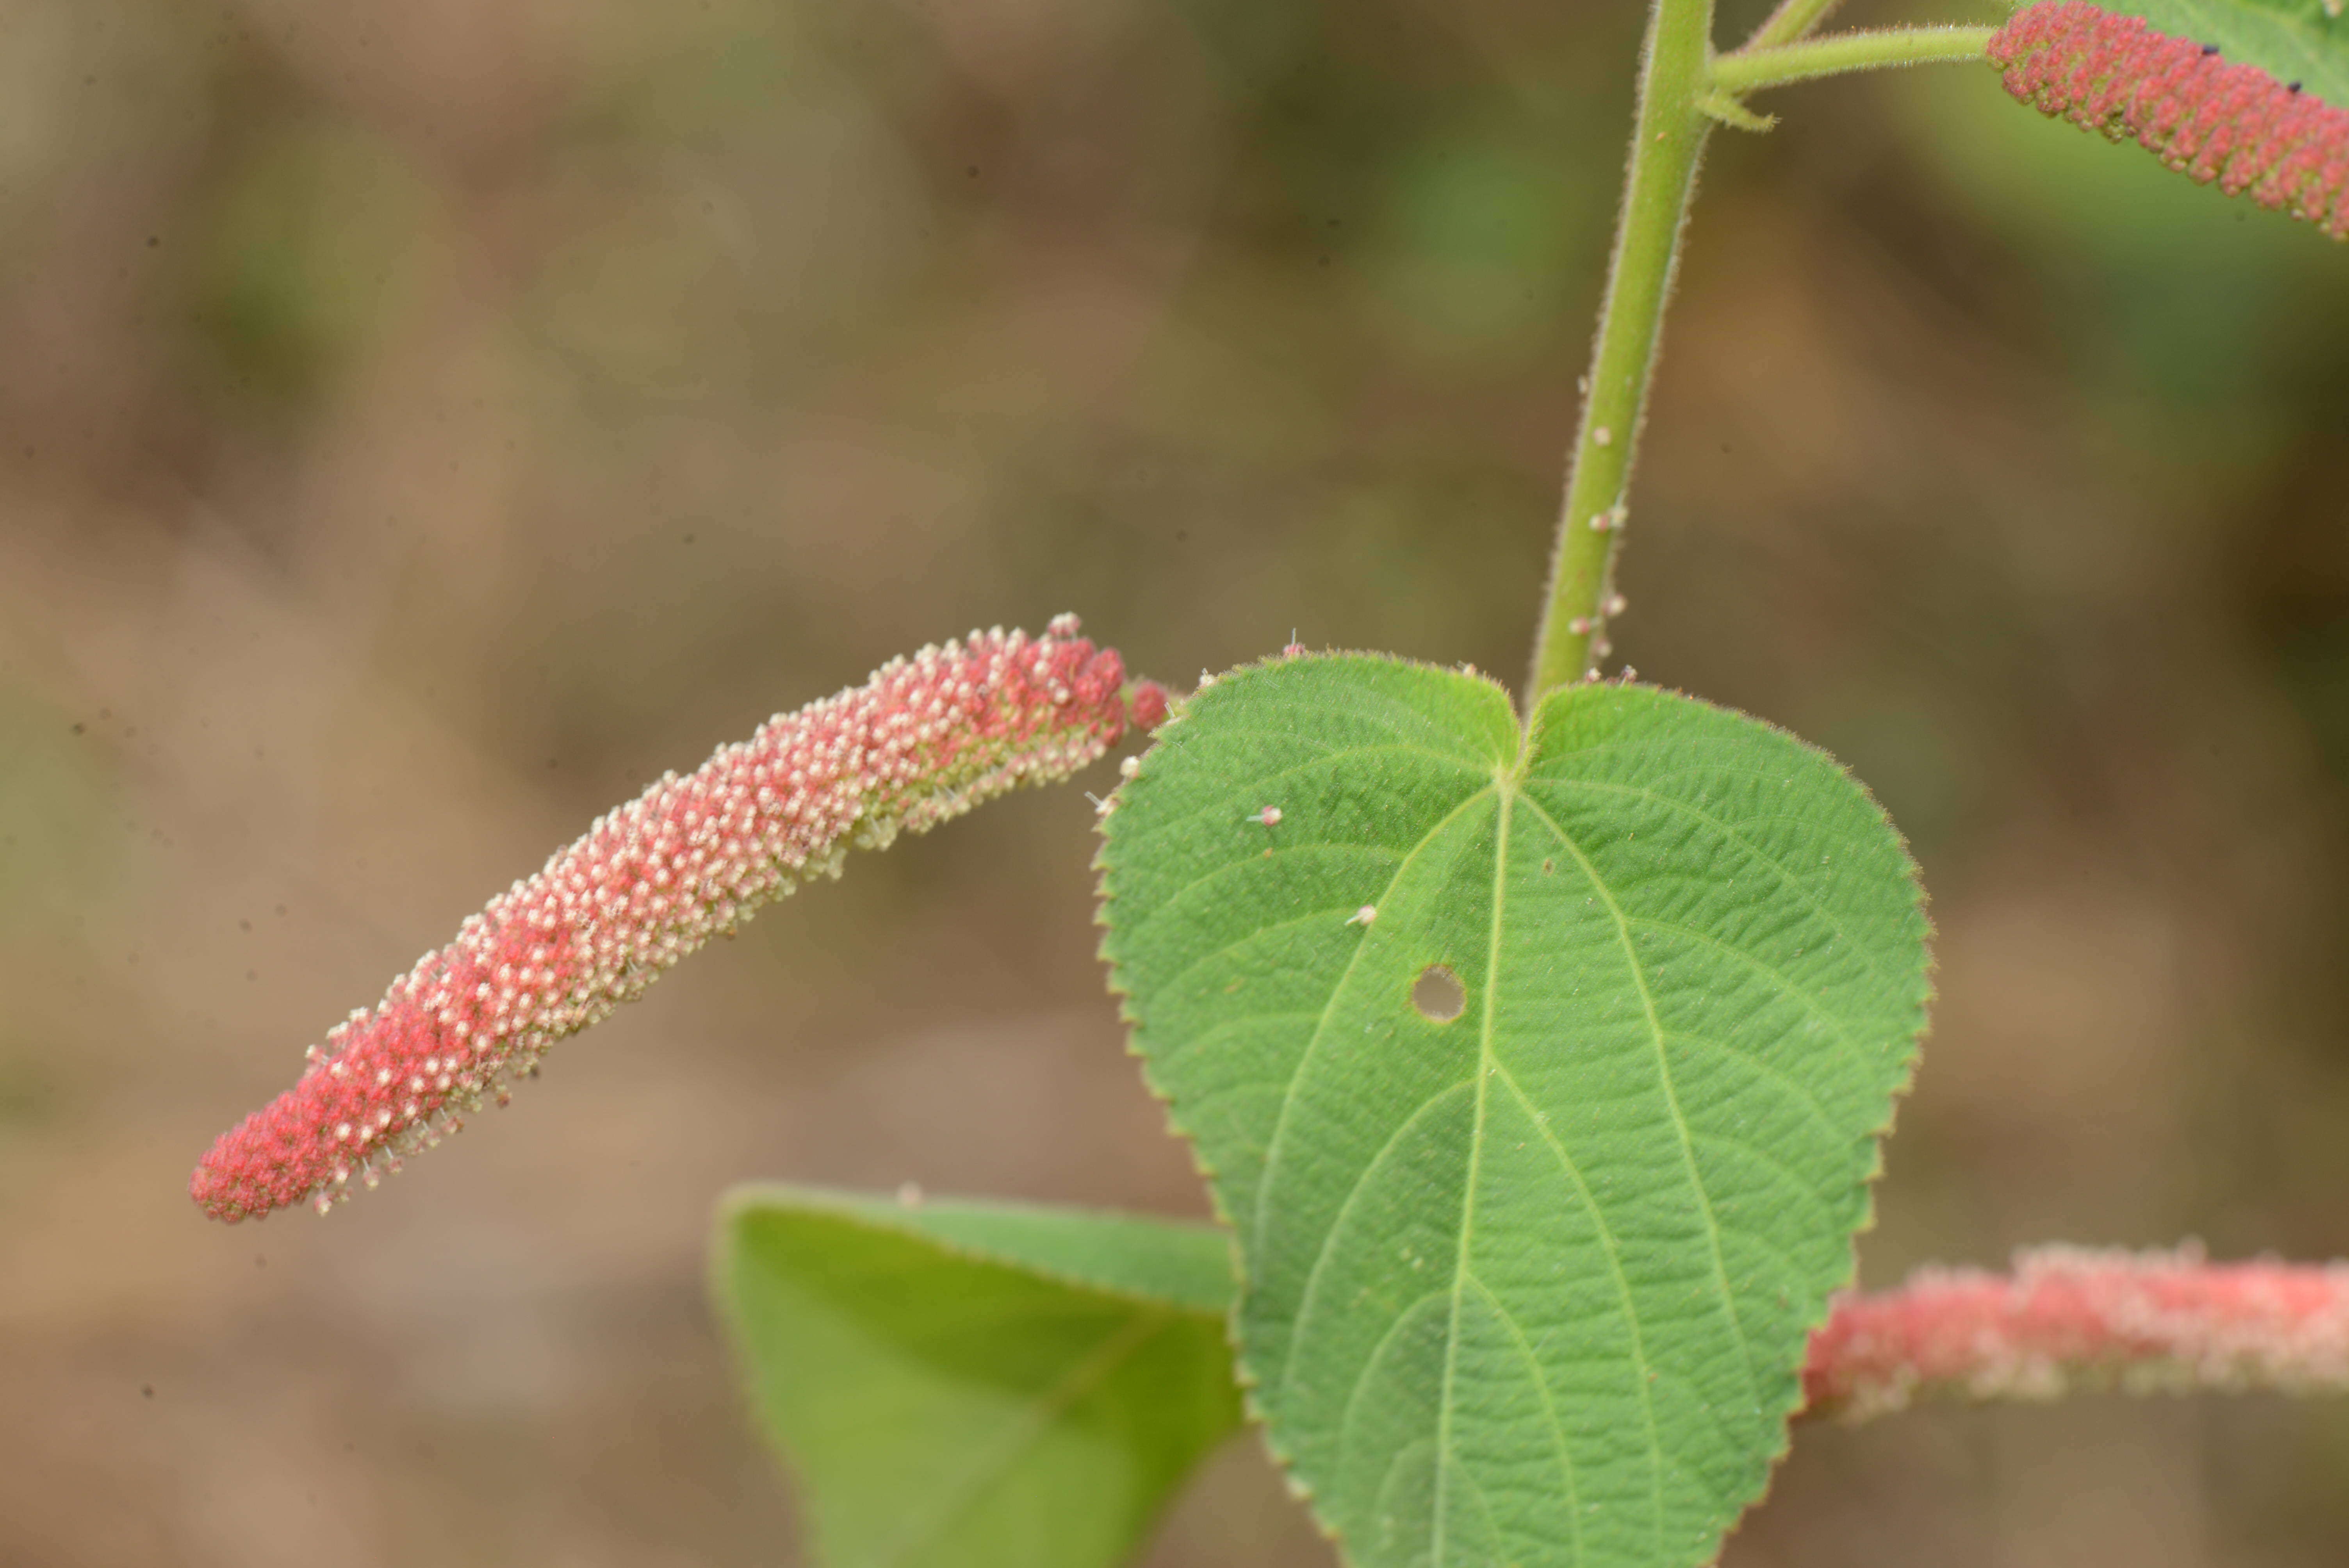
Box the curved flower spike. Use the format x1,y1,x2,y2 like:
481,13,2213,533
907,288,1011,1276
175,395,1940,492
1805,1243,2349,1420
1988,0,2349,239
193,616,1164,1222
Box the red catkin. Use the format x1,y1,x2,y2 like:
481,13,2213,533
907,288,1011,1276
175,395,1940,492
1987,0,2349,239
1805,1244,2349,1419
192,616,1143,1222
1128,678,1170,732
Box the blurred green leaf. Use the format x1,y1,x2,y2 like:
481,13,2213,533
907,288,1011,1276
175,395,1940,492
1097,655,1930,1568
194,123,438,405
0,690,114,929
1365,130,1590,356
715,1184,1244,1568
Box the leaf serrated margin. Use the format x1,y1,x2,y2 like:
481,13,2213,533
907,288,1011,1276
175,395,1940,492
1090,649,1507,1552
1096,655,1937,1568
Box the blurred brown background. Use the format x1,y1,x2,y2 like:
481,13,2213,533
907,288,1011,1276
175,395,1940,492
5,0,2349,1562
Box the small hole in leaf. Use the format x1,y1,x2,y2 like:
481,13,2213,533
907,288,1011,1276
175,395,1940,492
1412,965,1465,1023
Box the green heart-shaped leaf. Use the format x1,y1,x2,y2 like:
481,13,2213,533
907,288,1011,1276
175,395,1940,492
1096,655,1930,1568
715,1185,1245,1568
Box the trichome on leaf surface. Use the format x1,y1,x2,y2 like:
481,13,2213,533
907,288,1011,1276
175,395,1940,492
192,0,2349,1563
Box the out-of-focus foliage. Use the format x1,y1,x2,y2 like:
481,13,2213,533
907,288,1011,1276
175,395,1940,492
717,1186,1241,1568
195,124,446,406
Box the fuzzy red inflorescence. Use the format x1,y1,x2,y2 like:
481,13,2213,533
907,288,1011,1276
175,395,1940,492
1128,679,1170,732
1804,1244,2349,1419
193,616,1144,1223
1988,1,2349,239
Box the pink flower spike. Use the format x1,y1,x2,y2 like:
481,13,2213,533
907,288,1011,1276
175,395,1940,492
1803,1244,2349,1420
193,617,1145,1223
1986,1,2349,239
1128,679,1170,732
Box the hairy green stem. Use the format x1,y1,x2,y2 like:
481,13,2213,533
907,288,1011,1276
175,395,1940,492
1526,0,1716,703
1743,0,1850,52
1712,26,1996,95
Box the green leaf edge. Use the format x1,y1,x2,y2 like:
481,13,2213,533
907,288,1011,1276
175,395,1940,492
712,1180,1240,1314
709,1183,1250,1568
1090,650,1938,1563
